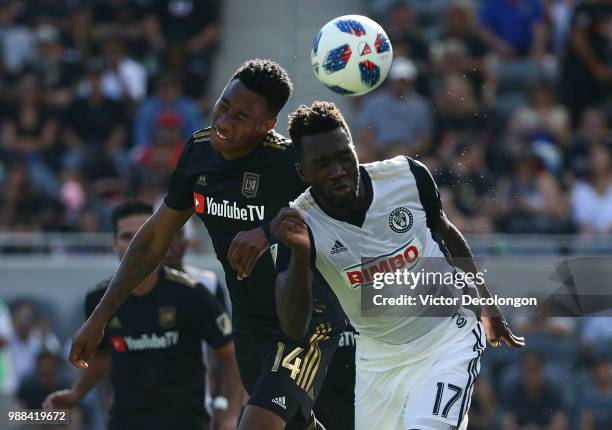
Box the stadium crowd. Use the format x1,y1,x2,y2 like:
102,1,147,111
0,0,611,429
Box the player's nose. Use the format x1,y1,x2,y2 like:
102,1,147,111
328,162,347,180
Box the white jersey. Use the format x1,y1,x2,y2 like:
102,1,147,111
290,156,461,345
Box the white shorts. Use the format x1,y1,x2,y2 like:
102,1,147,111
354,310,486,430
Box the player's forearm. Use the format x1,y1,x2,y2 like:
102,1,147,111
220,353,244,419
94,227,169,321
276,254,313,339
71,351,110,402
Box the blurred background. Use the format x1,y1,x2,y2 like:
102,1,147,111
0,0,610,429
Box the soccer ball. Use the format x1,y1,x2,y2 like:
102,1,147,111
311,15,393,96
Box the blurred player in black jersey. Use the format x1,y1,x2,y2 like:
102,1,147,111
44,200,243,430
69,60,354,430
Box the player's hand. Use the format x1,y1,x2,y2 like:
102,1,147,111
213,414,239,430
69,317,105,369
43,389,78,410
271,208,310,257
228,227,269,280
481,305,525,348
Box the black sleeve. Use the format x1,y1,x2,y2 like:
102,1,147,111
84,290,109,350
164,137,196,211
274,226,316,274
405,156,444,229
192,284,232,349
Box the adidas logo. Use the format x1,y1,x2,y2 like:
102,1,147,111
330,240,347,255
272,396,286,409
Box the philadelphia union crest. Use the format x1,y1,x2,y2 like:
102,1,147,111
388,207,413,233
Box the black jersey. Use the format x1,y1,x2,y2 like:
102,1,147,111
85,266,232,430
164,127,310,333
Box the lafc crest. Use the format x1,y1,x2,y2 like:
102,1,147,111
159,307,177,328
242,172,260,198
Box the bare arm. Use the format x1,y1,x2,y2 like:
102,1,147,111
43,349,111,409
212,343,245,429
69,203,193,367
273,208,313,339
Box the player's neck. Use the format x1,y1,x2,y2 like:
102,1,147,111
132,267,160,297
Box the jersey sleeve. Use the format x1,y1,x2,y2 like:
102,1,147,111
274,226,317,274
405,156,444,229
192,284,233,349
164,137,196,211
84,290,110,350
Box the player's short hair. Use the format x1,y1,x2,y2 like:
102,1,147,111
288,101,351,156
232,59,293,115
111,200,153,236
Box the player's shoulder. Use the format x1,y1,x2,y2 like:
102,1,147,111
86,277,112,300
260,129,292,152
289,187,316,212
161,266,199,289
362,155,414,179
191,127,212,144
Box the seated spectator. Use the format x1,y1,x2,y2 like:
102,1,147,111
579,359,612,430
16,351,68,409
1,75,59,179
356,57,432,161
434,0,491,91
565,109,612,180
133,74,202,149
8,300,61,385
495,145,571,233
433,72,485,135
508,80,571,148
571,144,612,234
480,0,547,59
384,1,431,95
134,111,184,180
503,352,568,430
469,379,502,430
581,316,612,363
62,60,130,179
560,0,612,125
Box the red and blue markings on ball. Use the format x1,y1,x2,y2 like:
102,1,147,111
325,84,355,95
323,44,352,73
312,31,322,55
374,33,391,53
359,60,380,87
335,19,367,36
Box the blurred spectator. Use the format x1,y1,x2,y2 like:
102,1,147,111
8,300,61,385
433,0,492,93
503,352,568,430
469,379,502,430
434,141,496,232
495,145,571,233
27,25,78,109
356,57,432,161
581,317,612,357
91,0,150,49
62,60,130,181
579,359,612,430
384,1,431,95
16,350,68,409
565,108,612,179
508,80,572,147
580,360,612,430
1,75,59,179
433,73,485,135
133,74,203,148
0,162,63,235
134,111,184,180
560,0,612,124
0,299,16,396
480,0,548,59
570,144,612,234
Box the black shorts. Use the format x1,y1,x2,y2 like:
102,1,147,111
234,317,345,426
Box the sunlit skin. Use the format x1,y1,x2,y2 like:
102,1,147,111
210,79,277,160
295,127,369,219
113,214,158,296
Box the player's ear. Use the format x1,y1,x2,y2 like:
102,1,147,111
260,116,277,133
295,162,306,181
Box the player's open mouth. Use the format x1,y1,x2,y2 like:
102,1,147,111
214,128,230,142
330,182,352,193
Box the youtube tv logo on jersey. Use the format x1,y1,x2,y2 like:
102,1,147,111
193,192,205,214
